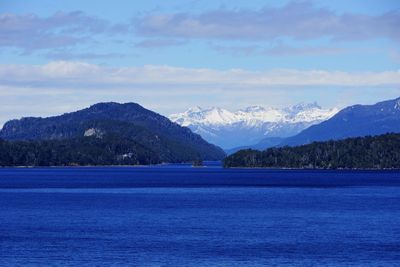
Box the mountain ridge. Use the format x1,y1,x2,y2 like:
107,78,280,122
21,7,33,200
280,97,400,147
169,103,338,149
0,102,226,163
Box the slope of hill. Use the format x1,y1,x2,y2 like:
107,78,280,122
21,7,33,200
224,133,400,169
281,97,400,147
0,135,161,167
0,102,226,164
169,103,338,149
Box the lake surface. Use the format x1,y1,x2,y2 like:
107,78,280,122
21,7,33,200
1,164,400,266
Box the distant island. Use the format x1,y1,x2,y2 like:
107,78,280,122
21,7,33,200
0,102,225,167
224,133,400,169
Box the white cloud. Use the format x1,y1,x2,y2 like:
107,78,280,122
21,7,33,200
0,61,399,88
0,61,399,127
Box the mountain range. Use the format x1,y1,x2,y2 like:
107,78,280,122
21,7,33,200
224,97,400,169
169,103,338,150
0,102,225,165
1,97,400,167
281,97,400,146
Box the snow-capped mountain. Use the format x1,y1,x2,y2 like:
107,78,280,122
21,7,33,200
281,97,400,147
169,103,339,149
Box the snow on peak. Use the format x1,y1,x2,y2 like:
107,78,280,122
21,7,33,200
170,103,338,127
169,102,339,149
187,106,203,113
170,106,236,126
241,106,266,113
289,102,321,112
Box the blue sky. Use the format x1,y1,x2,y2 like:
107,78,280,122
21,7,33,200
0,0,399,125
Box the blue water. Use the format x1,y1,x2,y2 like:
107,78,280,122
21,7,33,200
1,165,400,266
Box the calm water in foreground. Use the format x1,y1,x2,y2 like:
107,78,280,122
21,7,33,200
1,164,400,266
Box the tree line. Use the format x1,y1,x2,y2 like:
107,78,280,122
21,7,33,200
0,135,161,167
224,133,400,169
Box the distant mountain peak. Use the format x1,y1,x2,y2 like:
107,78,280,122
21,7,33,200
281,96,400,147
187,106,203,113
171,103,336,126
241,106,266,113
169,102,338,149
89,102,122,109
288,102,321,111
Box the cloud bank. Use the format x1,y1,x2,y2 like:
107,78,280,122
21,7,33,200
0,61,399,88
0,61,399,127
2,1,398,54
136,2,400,42
0,11,124,51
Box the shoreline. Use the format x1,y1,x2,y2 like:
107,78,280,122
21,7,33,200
1,164,400,171
224,166,400,171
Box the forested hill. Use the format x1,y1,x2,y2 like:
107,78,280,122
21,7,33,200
224,133,400,169
0,102,226,165
0,135,161,167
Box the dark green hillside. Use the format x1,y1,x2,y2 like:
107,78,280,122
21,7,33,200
0,135,160,167
224,133,400,169
0,102,226,163
80,120,217,163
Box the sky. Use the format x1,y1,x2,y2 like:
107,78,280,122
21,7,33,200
0,0,399,125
